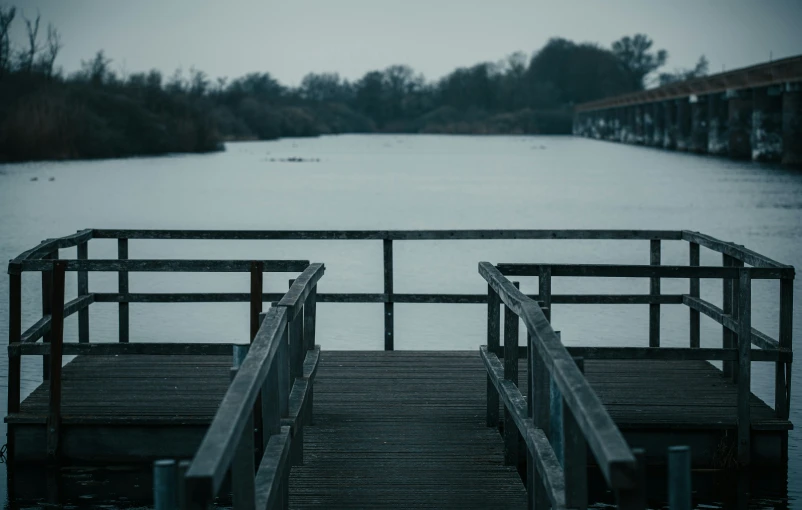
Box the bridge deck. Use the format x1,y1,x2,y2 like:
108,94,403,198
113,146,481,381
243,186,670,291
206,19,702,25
6,351,791,505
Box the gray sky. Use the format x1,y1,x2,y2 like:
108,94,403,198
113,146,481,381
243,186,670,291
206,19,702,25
8,0,802,86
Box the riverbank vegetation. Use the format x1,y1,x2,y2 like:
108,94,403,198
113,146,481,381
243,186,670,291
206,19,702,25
0,6,706,162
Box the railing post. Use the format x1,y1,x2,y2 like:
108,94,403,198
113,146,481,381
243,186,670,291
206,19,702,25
288,280,305,466
47,260,67,463
8,270,21,415
383,238,394,351
487,285,500,428
563,357,587,510
529,329,550,510
304,284,318,426
649,239,661,347
77,240,89,343
616,448,646,510
776,277,793,421
549,332,563,465
730,258,744,383
250,262,265,464
722,254,734,378
668,446,692,510
538,267,552,322
231,347,256,510
737,268,752,465
41,249,56,379
177,460,190,510
118,238,129,343
154,459,178,510
689,242,700,348
503,287,519,468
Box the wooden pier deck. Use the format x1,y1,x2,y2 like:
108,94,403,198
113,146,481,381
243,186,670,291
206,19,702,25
5,229,795,509
6,350,791,506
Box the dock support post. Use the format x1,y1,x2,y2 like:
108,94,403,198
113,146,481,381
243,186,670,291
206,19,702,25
77,239,89,343
251,262,265,464
231,349,257,510
118,238,129,343
563,357,587,510
503,284,519,468
487,285,500,427
383,239,394,351
776,277,793,420
668,446,692,510
41,248,56,379
689,242,700,348
47,261,67,463
154,459,178,510
737,269,752,465
650,240,661,347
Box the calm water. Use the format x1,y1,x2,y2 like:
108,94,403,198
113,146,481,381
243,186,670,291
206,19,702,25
0,135,801,507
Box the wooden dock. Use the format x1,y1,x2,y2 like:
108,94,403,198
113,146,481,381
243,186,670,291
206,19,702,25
4,229,795,509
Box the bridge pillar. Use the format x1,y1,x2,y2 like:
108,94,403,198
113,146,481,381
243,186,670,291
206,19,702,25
728,89,753,159
707,93,729,155
622,107,634,143
676,98,692,151
634,104,645,144
651,102,664,146
663,100,677,149
614,108,625,142
690,95,709,153
643,104,654,143
752,85,784,162
782,82,802,166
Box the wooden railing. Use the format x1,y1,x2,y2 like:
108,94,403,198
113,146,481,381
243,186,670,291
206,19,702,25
5,233,310,466
480,262,645,509
181,263,323,510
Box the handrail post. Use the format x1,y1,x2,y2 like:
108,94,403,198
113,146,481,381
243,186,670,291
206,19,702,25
8,271,22,415
668,446,692,510
530,331,550,509
737,268,752,465
288,280,305,466
154,459,178,510
77,240,89,343
46,260,67,463
722,254,734,378
303,284,318,426
503,283,519,468
383,238,394,350
41,249,56,379
563,357,587,509
487,285,501,428
118,238,129,343
231,349,256,510
538,267,552,322
776,277,793,421
250,262,265,464
650,239,661,347
689,242,700,348
730,258,744,383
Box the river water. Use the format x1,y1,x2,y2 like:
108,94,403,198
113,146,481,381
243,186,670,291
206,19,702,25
0,135,800,507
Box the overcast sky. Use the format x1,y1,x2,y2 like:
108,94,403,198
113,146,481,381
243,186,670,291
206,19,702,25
7,0,802,86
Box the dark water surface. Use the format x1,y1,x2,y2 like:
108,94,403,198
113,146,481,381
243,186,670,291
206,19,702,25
1,135,800,507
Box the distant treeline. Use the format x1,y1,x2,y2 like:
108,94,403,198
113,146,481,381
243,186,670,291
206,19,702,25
0,5,707,162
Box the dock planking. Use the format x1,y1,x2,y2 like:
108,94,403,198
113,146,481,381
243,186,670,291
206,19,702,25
5,350,792,505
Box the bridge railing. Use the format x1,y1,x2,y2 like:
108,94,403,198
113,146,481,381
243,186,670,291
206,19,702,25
181,262,323,510
479,262,644,509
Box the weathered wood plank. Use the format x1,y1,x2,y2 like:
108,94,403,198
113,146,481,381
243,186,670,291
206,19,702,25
91,229,684,241
185,306,288,493
497,263,791,279
77,241,89,344
689,242,700,348
15,342,235,356
682,231,791,269
46,261,67,462
277,264,325,320
650,239,661,348
17,259,311,273
254,427,291,510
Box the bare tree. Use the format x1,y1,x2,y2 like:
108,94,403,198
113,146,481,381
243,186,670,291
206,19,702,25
22,11,41,72
0,5,16,76
40,23,62,77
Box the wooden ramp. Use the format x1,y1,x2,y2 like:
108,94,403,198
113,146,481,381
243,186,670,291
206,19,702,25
289,351,527,509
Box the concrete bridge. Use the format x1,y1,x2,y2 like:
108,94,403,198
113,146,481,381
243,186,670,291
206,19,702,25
573,55,802,166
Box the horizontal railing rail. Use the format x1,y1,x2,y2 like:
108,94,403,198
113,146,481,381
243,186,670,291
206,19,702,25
479,261,643,508
184,263,324,510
